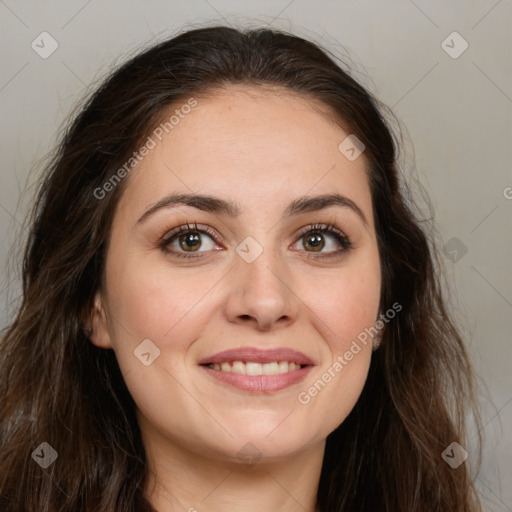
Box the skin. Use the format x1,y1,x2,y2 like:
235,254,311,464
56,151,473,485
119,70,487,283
89,85,382,512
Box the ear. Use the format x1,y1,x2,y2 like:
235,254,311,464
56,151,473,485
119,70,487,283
87,291,113,349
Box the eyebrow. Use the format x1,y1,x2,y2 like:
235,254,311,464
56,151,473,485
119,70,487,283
136,192,368,226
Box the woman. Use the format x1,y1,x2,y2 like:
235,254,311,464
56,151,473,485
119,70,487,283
0,25,482,511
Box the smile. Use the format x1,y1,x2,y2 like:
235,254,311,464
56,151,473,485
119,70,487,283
206,360,305,375
199,361,313,392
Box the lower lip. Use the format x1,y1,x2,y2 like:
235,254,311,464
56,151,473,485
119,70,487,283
199,365,314,393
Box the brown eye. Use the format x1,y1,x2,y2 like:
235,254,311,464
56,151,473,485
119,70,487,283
302,232,325,252
159,222,220,259
292,223,353,258
159,221,352,260
178,231,202,252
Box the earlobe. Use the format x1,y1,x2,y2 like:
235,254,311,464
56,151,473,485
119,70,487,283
88,292,113,349
372,329,383,351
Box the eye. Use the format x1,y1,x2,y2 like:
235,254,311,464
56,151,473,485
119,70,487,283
158,221,353,260
291,223,353,259
158,221,221,259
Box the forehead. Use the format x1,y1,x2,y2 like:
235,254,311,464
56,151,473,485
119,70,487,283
117,85,373,225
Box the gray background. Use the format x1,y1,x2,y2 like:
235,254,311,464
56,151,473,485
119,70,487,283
1,1,511,509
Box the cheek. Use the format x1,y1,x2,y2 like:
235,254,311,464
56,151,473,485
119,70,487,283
102,259,218,430
105,250,217,344
293,254,380,431
306,256,381,351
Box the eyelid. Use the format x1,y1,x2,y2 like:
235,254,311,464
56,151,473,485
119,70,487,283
159,221,217,243
294,222,347,244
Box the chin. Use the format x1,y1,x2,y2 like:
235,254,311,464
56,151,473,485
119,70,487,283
222,429,314,462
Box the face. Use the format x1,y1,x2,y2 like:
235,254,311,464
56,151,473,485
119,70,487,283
90,85,381,465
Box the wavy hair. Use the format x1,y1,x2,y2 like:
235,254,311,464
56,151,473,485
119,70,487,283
0,25,482,511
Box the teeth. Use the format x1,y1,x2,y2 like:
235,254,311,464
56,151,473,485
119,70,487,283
232,361,245,374
246,362,262,376
263,362,279,375
208,361,304,375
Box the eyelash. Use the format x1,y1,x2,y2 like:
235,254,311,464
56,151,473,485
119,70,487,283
157,221,353,260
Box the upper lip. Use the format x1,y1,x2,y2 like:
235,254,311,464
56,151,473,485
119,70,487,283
198,347,315,366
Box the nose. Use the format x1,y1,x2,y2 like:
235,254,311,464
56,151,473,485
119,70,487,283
224,246,299,331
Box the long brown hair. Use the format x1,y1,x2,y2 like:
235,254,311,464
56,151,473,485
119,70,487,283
0,25,482,511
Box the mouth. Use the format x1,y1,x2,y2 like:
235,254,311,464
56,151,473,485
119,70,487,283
198,347,315,393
